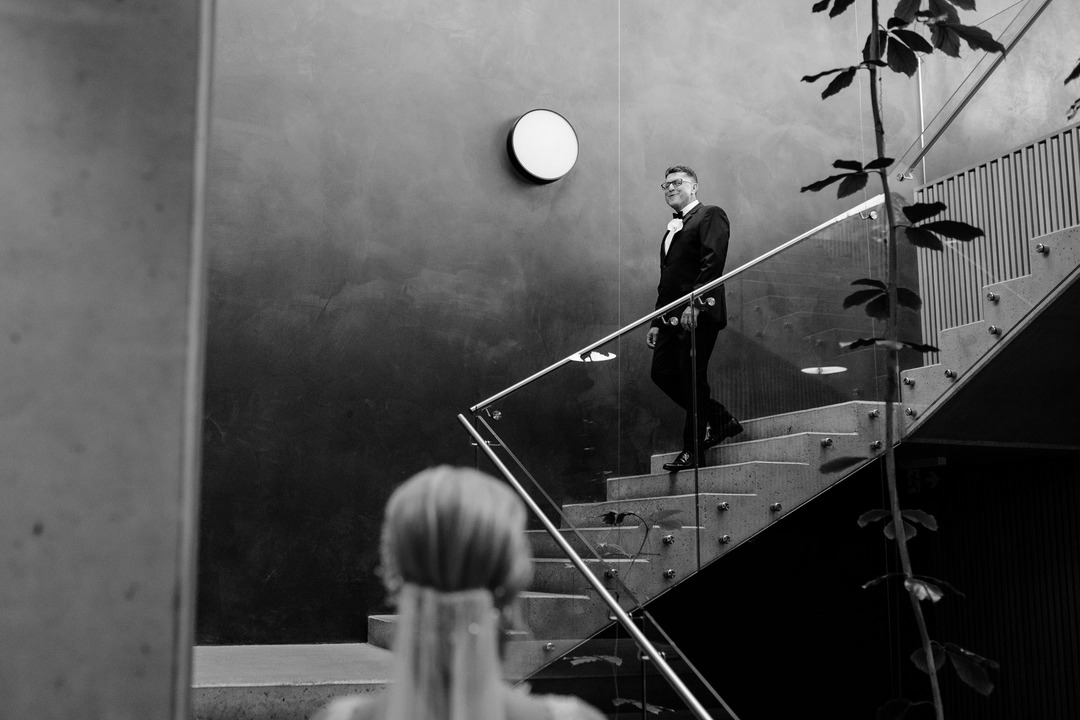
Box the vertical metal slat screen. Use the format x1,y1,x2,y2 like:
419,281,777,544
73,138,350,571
914,123,1080,364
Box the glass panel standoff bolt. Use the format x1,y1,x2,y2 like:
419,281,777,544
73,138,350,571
905,407,918,418
717,501,730,511
944,369,957,379
662,534,675,545
903,377,915,386
868,409,880,418
544,642,556,652
870,440,883,450
1036,243,1050,255
663,569,676,579
770,502,782,512
719,534,732,544
988,325,1002,336
604,568,618,579
820,437,833,447
986,292,999,303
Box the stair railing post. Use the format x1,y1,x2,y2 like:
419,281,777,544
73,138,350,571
457,414,720,720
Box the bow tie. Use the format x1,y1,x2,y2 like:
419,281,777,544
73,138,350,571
672,212,682,219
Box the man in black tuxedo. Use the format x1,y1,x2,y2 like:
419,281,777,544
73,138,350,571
646,165,742,471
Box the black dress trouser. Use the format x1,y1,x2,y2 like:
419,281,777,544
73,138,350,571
650,317,732,450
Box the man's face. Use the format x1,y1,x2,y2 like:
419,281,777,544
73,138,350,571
663,172,697,211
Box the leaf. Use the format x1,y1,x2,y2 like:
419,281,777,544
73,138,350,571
837,172,869,198
914,573,965,598
819,455,867,474
883,519,917,540
927,0,960,22
801,173,851,193
864,294,889,319
650,509,685,530
811,0,858,17
839,336,881,350
569,654,623,667
801,66,851,83
832,158,865,172
887,17,909,30
887,37,920,76
596,543,631,559
893,28,934,54
945,646,995,695
893,0,921,23
902,201,947,223
910,641,946,673
901,340,941,353
858,509,892,527
1069,98,1080,122
822,66,857,99
930,24,961,58
843,288,884,309
612,698,670,716
920,219,984,241
901,509,939,530
600,511,630,526
876,698,936,720
864,157,895,170
1066,58,1080,85
862,572,899,590
949,23,1005,53
896,287,922,311
852,278,887,289
863,28,888,62
950,0,977,10
904,226,944,251
905,577,945,602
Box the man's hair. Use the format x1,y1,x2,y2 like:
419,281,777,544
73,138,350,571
664,165,698,183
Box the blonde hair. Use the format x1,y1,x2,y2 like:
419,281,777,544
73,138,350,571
379,466,533,720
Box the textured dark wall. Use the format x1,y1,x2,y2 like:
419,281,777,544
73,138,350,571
915,0,1080,183
197,0,924,643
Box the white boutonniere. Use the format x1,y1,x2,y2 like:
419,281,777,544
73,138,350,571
666,218,684,234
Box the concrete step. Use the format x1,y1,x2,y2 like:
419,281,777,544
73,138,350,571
191,643,393,720
651,430,865,470
648,401,883,456
610,460,802,501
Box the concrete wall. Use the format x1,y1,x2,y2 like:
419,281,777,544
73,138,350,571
0,1,210,718
198,0,926,644
917,0,1080,181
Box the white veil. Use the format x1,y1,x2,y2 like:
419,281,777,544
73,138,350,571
383,583,504,720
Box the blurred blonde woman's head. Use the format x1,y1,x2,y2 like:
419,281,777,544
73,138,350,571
380,465,533,606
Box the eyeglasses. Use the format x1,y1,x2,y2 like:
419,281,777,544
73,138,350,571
660,178,694,190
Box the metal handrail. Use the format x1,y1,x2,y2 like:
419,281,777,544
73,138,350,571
458,415,730,720
470,194,885,412
895,0,1053,181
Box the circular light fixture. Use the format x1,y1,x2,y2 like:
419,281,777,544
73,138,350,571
800,366,848,375
507,109,579,183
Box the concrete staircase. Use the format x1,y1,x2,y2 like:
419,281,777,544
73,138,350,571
898,226,1080,430
192,224,1079,720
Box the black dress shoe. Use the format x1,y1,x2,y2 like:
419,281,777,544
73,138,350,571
662,450,703,472
704,417,744,448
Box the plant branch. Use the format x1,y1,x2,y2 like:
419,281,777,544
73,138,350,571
868,2,943,717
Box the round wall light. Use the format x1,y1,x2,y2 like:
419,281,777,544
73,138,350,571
507,109,579,183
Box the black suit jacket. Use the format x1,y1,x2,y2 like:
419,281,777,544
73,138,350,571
652,202,730,329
